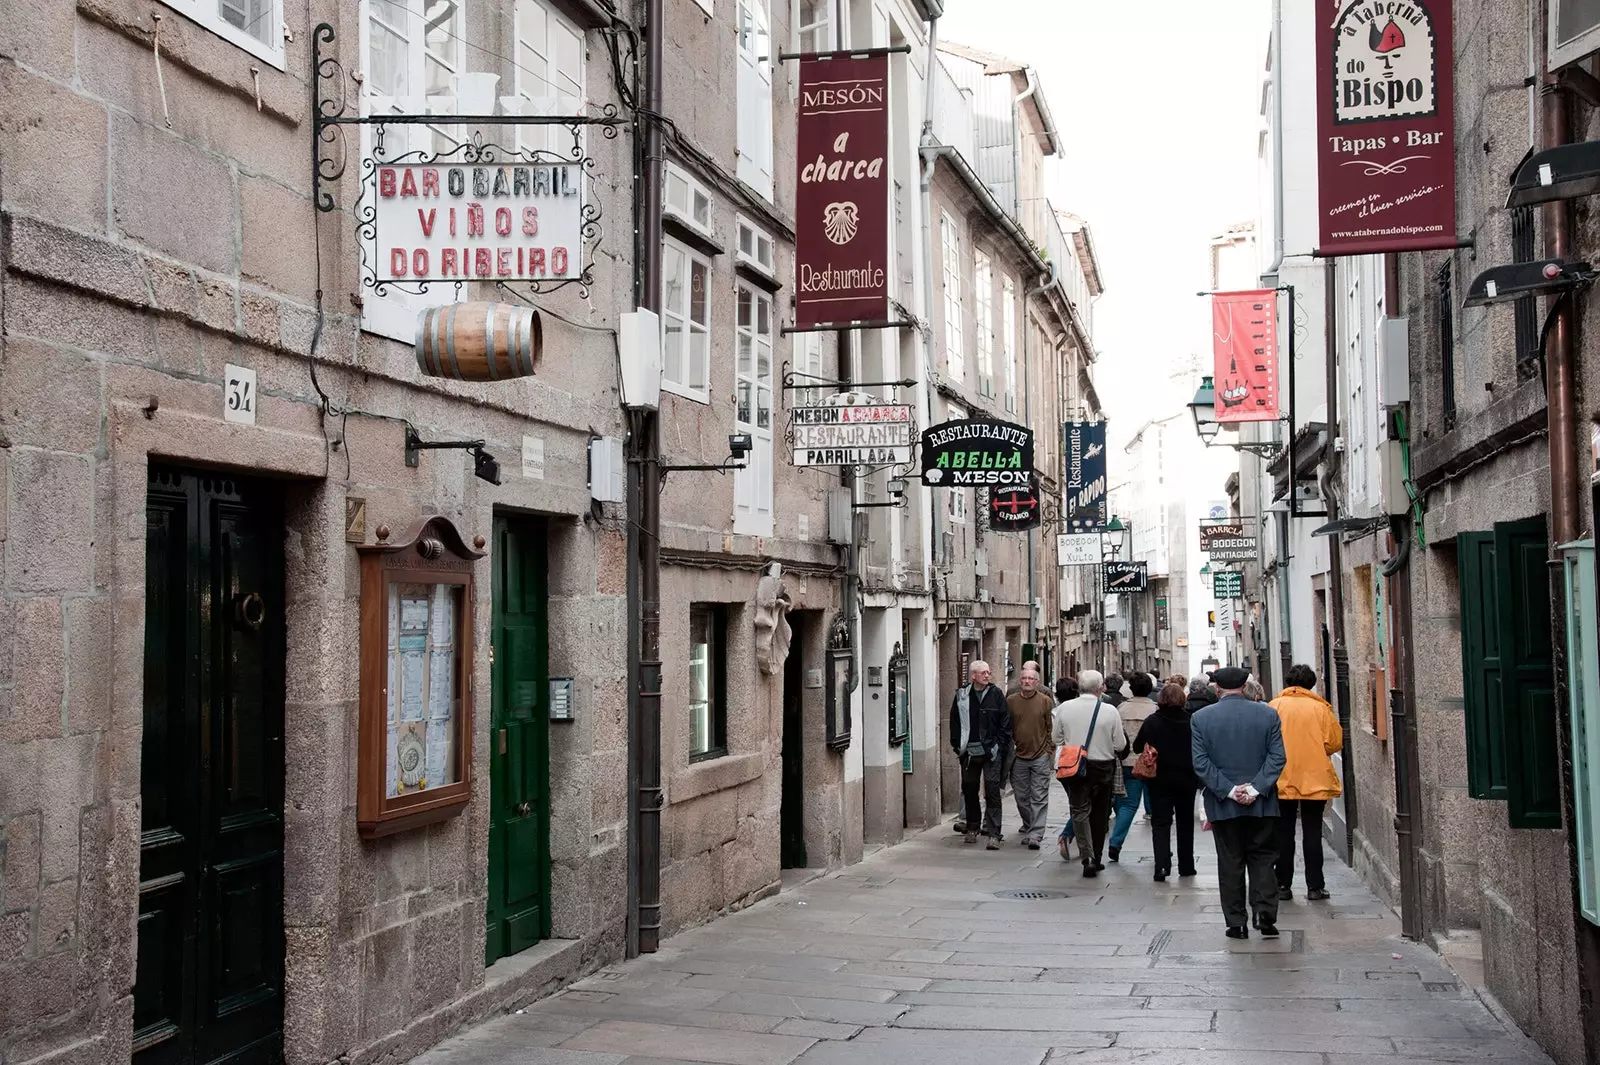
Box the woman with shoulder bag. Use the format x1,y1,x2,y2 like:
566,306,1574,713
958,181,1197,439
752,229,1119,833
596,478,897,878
1134,682,1200,882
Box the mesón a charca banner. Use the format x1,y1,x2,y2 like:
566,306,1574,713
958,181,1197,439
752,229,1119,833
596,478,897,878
1316,0,1457,254
1212,290,1279,423
795,55,890,329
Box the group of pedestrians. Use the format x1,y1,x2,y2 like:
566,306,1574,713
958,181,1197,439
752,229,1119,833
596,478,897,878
948,659,1345,939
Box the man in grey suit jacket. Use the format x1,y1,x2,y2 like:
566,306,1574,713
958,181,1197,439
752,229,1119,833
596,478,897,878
1191,667,1287,940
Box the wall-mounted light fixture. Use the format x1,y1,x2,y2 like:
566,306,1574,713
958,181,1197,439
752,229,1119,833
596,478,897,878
1186,376,1284,459
404,427,503,485
660,434,753,477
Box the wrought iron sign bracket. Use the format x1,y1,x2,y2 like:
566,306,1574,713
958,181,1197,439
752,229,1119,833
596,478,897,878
781,319,918,336
311,21,620,301
781,371,918,391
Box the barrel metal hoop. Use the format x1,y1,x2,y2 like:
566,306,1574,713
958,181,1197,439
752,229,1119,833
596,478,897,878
445,305,464,380
484,303,499,381
426,308,443,377
521,309,536,375
508,308,523,377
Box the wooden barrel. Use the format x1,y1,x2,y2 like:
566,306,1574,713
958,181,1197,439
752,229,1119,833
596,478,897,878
415,302,542,382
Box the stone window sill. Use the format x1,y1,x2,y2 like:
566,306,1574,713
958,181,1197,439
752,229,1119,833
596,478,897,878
670,751,764,804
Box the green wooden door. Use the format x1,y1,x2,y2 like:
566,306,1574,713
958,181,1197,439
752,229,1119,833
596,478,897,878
1496,517,1560,828
135,466,285,1065
1458,531,1507,799
487,516,552,964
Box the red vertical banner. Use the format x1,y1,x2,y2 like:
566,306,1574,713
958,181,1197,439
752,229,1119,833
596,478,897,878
1316,0,1456,254
1212,290,1279,423
795,55,890,329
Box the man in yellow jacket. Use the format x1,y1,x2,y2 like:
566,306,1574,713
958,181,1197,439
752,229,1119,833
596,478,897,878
1270,664,1343,901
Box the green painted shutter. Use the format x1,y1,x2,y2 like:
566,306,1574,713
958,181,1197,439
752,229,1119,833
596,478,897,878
1497,516,1561,829
1458,531,1507,799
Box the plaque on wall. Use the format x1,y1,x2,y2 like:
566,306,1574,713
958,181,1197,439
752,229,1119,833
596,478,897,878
357,515,484,839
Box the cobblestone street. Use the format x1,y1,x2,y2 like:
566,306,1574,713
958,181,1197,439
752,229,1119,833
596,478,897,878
412,792,1555,1065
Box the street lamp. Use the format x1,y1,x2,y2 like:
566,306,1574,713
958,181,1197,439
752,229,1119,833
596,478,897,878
1187,376,1284,459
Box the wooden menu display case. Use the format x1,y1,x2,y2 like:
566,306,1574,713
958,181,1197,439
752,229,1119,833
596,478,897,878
356,515,485,839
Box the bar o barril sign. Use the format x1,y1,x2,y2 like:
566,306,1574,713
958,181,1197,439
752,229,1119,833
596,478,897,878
794,54,890,329
373,163,585,283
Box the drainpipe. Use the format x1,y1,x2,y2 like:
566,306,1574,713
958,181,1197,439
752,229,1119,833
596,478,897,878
626,0,666,958
1321,261,1356,862
919,21,940,580
1536,4,1599,1058
1266,0,1286,276
1023,264,1057,645
1011,76,1037,226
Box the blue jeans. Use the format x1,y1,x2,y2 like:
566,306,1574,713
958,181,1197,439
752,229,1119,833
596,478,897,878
1109,767,1147,849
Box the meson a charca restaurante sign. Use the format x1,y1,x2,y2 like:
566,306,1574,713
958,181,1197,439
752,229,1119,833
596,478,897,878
373,164,584,283
794,55,890,329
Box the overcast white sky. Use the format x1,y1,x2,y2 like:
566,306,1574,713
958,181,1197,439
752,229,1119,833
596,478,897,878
937,0,1272,455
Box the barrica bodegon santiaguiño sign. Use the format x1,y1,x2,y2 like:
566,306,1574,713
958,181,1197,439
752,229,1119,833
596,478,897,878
921,419,1033,488
794,55,890,329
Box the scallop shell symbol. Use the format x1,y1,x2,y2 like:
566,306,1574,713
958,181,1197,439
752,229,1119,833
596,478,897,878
824,201,859,245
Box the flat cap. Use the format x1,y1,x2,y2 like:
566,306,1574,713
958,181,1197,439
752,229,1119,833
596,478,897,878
1210,666,1251,690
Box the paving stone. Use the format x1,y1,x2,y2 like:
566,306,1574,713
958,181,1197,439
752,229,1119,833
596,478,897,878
559,1021,813,1065
410,789,1555,1065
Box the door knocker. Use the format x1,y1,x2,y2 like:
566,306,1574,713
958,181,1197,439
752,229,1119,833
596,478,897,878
235,592,266,631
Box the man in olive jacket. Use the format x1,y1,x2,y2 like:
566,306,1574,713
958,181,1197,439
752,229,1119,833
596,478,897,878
1191,667,1287,940
948,660,1012,848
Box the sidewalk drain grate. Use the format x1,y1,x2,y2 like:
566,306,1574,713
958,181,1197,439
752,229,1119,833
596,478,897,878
993,888,1070,901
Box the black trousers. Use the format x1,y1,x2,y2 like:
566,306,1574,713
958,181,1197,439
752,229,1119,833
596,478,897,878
1211,816,1279,928
1276,798,1328,891
1062,759,1117,865
960,754,1004,837
1147,782,1199,876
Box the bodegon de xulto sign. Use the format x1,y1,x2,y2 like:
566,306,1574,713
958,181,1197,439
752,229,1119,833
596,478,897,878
795,55,890,329
921,419,1033,487
1316,0,1457,254
373,164,584,282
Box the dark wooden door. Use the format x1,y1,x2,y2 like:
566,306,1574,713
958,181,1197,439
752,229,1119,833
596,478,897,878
780,619,806,870
1496,516,1559,828
135,466,285,1065
487,515,551,964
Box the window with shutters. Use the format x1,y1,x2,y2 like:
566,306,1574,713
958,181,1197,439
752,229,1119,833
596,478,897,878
511,0,585,157
1458,516,1561,827
974,251,995,399
361,0,471,342
940,212,965,384
736,0,775,198
1563,538,1600,923
689,606,728,760
661,238,713,400
733,282,775,536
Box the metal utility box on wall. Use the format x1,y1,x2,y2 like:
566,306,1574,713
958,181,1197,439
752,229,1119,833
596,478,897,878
827,488,852,545
1379,317,1410,406
588,436,625,503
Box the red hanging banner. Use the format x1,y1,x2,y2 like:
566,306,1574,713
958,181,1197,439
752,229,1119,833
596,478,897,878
794,55,890,330
1212,290,1279,424
1316,0,1456,255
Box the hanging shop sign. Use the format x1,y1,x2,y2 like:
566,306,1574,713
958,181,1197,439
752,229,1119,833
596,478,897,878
372,162,586,287
1212,291,1279,422
1213,570,1243,599
920,419,1033,487
1316,0,1457,254
790,395,915,466
1199,521,1243,551
1103,560,1148,594
1155,596,1170,633
795,54,890,329
1056,532,1102,567
1064,420,1108,531
989,477,1042,531
1207,532,1259,563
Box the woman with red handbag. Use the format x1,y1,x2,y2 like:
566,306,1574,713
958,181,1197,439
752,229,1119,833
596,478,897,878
1133,682,1201,882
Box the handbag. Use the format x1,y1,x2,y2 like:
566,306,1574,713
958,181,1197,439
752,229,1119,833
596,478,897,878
1055,697,1102,781
1132,744,1159,780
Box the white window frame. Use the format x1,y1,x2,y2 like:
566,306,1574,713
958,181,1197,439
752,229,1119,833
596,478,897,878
793,332,826,407
1552,1,1600,69
736,0,775,199
940,212,964,384
359,0,470,343
1002,275,1018,413
736,216,776,278
510,0,586,157
692,0,713,14
160,0,285,69
946,400,968,523
665,163,715,237
661,237,713,402
974,251,995,398
734,280,776,536
794,0,832,52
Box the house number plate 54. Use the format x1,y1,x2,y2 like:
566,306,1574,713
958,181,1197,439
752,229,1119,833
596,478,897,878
224,364,257,426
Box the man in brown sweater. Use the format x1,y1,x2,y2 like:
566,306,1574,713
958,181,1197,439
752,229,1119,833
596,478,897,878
1008,663,1056,850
